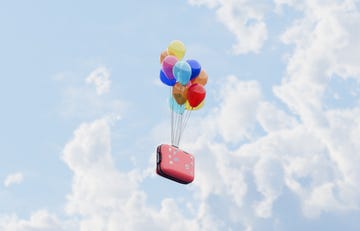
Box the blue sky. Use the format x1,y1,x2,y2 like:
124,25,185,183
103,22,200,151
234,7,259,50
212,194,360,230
1,0,360,230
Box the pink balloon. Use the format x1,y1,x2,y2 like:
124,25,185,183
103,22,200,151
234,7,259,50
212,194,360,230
162,55,178,80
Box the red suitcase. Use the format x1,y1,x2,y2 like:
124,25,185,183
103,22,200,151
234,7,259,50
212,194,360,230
156,144,195,184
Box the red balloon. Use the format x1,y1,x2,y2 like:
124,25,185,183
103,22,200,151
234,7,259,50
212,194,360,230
187,83,206,107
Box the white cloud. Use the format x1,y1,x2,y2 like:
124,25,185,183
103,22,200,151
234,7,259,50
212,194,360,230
256,102,299,133
253,156,284,218
187,0,269,54
61,118,221,231
187,0,219,8
271,0,360,217
182,72,359,227
60,86,126,120
58,66,126,120
0,210,67,231
85,66,111,95
216,76,262,143
4,172,24,188
62,118,140,218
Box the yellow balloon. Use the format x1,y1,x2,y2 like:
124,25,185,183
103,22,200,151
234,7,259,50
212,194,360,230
185,99,205,111
167,40,186,60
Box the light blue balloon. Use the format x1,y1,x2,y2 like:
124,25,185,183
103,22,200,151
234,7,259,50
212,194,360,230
172,61,192,85
169,97,185,115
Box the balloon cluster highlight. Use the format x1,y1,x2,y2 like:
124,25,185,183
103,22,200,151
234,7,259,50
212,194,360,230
159,40,208,113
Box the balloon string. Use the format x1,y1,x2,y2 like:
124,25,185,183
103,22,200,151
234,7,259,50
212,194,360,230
171,106,174,145
176,113,179,146
178,109,192,146
184,109,192,134
176,86,187,146
170,88,174,145
173,107,176,146
175,111,180,146
169,90,194,147
173,101,179,146
178,112,183,146
177,112,182,146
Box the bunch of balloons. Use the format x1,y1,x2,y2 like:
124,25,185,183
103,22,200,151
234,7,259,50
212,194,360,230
159,40,208,114
159,40,208,146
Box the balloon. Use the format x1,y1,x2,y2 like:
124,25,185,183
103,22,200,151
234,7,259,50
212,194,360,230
160,70,176,86
187,83,206,107
162,55,178,80
167,40,186,60
187,59,201,80
191,69,208,86
173,61,192,85
160,50,168,64
185,99,204,110
172,82,188,105
169,96,185,114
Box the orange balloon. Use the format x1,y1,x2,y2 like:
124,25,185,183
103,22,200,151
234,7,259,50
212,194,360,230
160,50,168,64
191,69,208,86
172,82,188,105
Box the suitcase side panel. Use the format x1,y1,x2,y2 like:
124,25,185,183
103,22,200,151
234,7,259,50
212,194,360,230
156,144,194,184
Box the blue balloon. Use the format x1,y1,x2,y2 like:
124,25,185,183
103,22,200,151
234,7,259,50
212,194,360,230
187,59,201,80
172,61,192,85
160,69,176,86
169,96,185,115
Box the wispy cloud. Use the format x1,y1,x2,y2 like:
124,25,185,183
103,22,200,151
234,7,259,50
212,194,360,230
58,66,127,120
188,0,269,54
0,210,66,231
85,66,111,96
4,172,24,188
